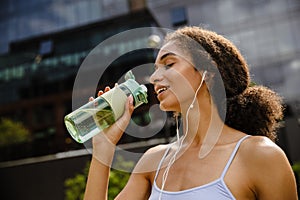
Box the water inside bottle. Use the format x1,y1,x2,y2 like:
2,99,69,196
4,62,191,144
65,104,116,143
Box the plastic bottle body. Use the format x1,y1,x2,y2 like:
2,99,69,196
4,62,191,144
64,77,148,143
64,97,116,143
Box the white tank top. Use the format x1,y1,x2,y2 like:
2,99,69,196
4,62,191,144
148,135,250,200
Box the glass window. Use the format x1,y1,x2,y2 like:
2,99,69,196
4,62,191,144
194,0,221,29
28,11,45,36
267,0,288,14
51,2,65,29
39,40,53,55
90,0,102,21
170,6,188,27
0,0,10,15
39,7,58,33
284,59,300,99
0,42,9,54
274,21,295,55
63,3,77,27
250,67,265,85
252,0,287,18
77,1,90,24
8,17,18,41
235,30,258,64
287,0,300,10
262,64,285,87
217,0,235,25
290,18,300,51
232,0,254,23
256,25,278,60
0,21,9,54
16,14,29,39
0,21,9,44
102,0,129,18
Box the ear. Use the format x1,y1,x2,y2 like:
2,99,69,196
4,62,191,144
199,70,214,81
200,70,215,88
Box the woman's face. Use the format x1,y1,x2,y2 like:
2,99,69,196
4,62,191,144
150,41,204,112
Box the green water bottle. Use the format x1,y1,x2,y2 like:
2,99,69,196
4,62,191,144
64,71,148,143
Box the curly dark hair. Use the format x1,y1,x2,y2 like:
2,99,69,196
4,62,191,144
164,26,283,141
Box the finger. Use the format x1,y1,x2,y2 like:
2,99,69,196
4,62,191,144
89,97,94,102
104,86,110,93
98,90,104,96
116,95,134,128
128,94,134,108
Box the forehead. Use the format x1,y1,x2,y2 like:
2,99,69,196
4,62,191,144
155,41,192,63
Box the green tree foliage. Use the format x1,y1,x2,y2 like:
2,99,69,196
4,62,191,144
292,162,300,180
64,155,134,200
108,156,134,200
292,162,300,195
0,118,31,147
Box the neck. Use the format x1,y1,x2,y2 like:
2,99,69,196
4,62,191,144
180,98,224,150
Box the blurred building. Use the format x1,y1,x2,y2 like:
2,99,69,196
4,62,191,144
0,1,164,199
0,0,170,163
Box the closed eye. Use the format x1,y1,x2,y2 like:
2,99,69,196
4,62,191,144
153,63,174,71
164,63,174,69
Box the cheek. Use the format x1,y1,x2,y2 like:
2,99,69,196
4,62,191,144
168,70,197,103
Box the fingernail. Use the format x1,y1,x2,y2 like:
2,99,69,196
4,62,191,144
129,95,134,105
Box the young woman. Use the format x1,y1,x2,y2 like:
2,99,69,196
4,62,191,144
84,26,298,199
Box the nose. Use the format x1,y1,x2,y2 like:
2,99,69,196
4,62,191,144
149,68,163,84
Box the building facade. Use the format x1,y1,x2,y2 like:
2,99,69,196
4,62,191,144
0,0,168,162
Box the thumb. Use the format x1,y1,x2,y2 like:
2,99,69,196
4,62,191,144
116,95,134,129
103,95,134,144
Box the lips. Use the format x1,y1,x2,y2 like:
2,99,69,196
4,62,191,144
155,86,169,95
157,87,167,94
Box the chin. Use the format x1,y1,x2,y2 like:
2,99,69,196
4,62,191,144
159,104,167,111
159,102,179,112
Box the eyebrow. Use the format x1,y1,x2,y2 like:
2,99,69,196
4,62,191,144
153,52,177,70
159,52,176,61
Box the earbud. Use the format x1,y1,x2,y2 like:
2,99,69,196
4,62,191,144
189,70,207,109
202,70,207,79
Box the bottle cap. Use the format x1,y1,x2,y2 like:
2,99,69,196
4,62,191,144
123,79,148,108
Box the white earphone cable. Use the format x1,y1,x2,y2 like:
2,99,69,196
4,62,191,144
158,71,207,200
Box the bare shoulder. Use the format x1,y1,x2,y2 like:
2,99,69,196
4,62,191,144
239,136,297,199
239,135,292,171
240,135,287,163
133,143,170,174
116,144,170,199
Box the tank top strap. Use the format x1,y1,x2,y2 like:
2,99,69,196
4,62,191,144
220,135,251,179
154,144,173,181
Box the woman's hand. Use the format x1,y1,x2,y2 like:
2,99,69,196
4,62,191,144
89,85,134,162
